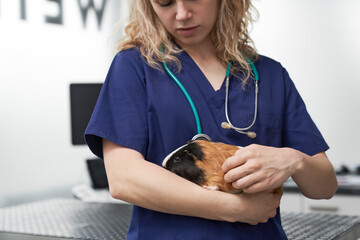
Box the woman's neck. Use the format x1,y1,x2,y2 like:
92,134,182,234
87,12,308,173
175,37,227,91
175,37,218,64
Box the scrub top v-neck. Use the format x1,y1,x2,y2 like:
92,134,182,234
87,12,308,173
180,50,228,106
85,48,328,240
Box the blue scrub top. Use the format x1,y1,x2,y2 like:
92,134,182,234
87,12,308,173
85,48,329,240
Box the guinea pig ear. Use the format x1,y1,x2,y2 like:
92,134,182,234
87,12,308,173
183,146,204,161
183,149,198,161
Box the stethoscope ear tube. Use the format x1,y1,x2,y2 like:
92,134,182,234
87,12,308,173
222,70,259,139
161,46,203,135
162,60,203,135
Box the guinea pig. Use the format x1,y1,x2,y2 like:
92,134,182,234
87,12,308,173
162,140,282,195
162,140,242,194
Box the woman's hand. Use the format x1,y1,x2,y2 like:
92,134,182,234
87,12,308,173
222,144,303,193
226,190,282,225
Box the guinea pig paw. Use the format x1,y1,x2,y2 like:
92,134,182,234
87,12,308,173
202,185,219,191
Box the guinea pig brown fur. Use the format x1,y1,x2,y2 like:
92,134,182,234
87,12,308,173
162,140,282,195
162,140,242,194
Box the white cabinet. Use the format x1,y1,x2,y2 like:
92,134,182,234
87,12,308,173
281,192,360,216
304,195,360,216
281,192,304,213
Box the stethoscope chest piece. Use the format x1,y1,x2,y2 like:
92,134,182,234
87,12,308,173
191,134,212,141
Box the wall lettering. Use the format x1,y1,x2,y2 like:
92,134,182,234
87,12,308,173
20,0,26,20
77,0,107,30
3,0,110,30
45,0,63,25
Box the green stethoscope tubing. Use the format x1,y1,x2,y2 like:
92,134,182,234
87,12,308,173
161,60,203,135
161,50,259,138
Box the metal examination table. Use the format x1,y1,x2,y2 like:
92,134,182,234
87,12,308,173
0,198,359,240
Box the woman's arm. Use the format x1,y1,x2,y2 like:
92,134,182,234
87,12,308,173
222,144,338,199
288,150,338,199
102,139,282,225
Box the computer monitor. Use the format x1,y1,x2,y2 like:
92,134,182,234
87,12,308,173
70,83,103,145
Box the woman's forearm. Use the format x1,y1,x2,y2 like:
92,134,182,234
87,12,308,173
102,139,281,224
109,156,231,221
103,139,234,221
289,150,338,199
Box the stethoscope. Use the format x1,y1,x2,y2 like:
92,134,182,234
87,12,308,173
162,53,259,141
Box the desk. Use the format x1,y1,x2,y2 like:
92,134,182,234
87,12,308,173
0,198,359,240
0,199,131,240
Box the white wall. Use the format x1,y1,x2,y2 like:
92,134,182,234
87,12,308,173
251,0,360,170
0,0,127,207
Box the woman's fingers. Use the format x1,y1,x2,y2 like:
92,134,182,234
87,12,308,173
224,159,261,183
222,145,259,173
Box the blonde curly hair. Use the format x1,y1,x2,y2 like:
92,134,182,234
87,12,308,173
117,0,258,83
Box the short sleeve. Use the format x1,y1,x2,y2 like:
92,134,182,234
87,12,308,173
85,49,148,159
282,68,329,156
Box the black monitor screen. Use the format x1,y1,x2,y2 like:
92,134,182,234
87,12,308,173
70,83,103,145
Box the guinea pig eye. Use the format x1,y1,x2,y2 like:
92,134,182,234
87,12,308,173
174,157,181,163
